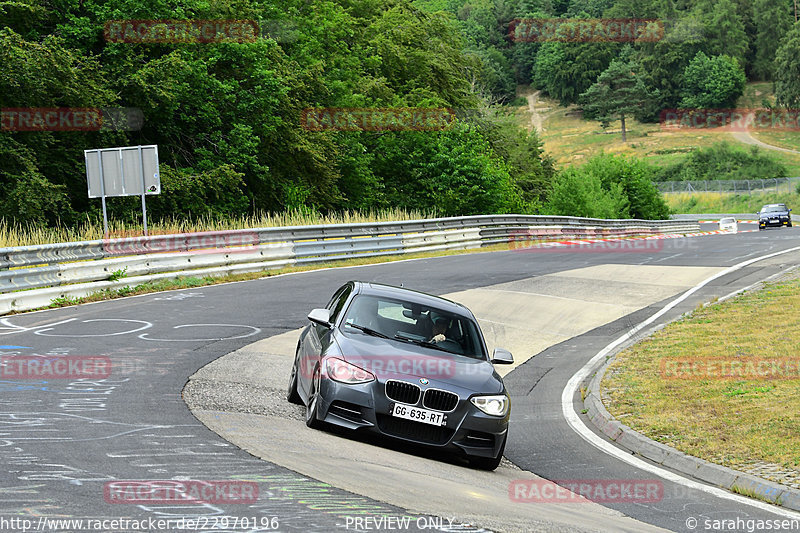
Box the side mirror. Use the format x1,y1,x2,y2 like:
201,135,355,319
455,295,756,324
308,308,332,328
491,348,514,365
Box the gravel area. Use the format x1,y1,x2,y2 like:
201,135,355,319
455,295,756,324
183,378,305,420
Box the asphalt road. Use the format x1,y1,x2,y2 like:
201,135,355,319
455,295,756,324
1,224,799,532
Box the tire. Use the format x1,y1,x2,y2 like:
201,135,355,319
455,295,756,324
468,435,506,471
286,357,302,405
305,368,324,429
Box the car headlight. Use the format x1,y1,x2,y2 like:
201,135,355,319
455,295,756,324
325,357,375,384
470,395,509,417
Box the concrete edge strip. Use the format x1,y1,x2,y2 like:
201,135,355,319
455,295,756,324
562,245,800,519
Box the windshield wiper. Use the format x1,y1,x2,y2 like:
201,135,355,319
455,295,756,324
394,333,456,354
347,323,392,339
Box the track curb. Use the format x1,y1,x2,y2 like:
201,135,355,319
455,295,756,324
584,307,800,512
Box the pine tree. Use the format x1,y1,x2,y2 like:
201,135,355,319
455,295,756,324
775,22,800,107
579,59,656,142
753,0,792,80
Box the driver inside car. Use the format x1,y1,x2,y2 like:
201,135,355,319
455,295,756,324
429,318,450,343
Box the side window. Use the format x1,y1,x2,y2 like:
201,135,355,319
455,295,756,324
328,285,353,324
377,300,417,324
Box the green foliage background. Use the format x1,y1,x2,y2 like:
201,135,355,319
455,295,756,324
1,0,798,228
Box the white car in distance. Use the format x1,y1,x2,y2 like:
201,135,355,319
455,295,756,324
719,217,738,233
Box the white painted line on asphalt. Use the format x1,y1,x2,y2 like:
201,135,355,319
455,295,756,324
562,244,800,519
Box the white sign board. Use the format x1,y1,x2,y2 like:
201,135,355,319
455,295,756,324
85,145,160,198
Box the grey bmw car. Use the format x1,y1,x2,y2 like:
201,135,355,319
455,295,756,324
287,281,513,470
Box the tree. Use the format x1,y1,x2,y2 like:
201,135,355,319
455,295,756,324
579,59,656,142
680,52,746,109
533,39,618,106
635,17,706,118
775,22,800,108
700,0,749,67
370,123,523,216
752,0,792,80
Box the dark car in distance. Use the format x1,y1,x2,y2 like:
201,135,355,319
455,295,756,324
287,281,513,470
758,203,792,230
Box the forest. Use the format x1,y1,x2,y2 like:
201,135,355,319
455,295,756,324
2,0,799,226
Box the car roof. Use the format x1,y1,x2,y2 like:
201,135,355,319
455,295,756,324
352,281,471,316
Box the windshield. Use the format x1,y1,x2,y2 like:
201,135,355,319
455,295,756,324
341,294,486,359
761,205,787,213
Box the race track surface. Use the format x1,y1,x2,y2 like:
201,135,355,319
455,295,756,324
2,224,799,532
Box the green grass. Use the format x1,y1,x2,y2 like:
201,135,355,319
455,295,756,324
0,208,435,248
751,130,800,154
664,191,800,214
602,276,800,475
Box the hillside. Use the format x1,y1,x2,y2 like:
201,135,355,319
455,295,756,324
521,83,800,176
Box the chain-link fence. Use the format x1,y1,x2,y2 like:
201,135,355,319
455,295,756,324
657,177,800,194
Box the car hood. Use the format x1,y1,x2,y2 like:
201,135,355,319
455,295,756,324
761,210,790,217
333,331,503,394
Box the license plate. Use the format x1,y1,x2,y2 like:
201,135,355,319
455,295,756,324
391,403,446,426
771,219,779,222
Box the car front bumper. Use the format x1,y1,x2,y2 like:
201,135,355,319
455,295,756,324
760,217,790,228
314,377,508,459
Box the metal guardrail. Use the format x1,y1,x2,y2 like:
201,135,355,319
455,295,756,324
0,215,700,314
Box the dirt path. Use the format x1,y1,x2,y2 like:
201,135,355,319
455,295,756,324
731,128,800,154
524,89,552,133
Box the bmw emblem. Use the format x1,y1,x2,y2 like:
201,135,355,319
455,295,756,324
419,378,429,385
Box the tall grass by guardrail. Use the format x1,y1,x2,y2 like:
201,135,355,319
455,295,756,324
0,208,435,248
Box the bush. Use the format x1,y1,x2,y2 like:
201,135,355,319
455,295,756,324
545,154,670,220
654,142,787,182
546,168,629,219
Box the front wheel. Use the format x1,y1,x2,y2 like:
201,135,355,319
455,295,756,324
305,369,324,429
287,358,302,405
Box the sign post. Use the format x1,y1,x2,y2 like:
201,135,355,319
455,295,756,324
85,145,160,236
